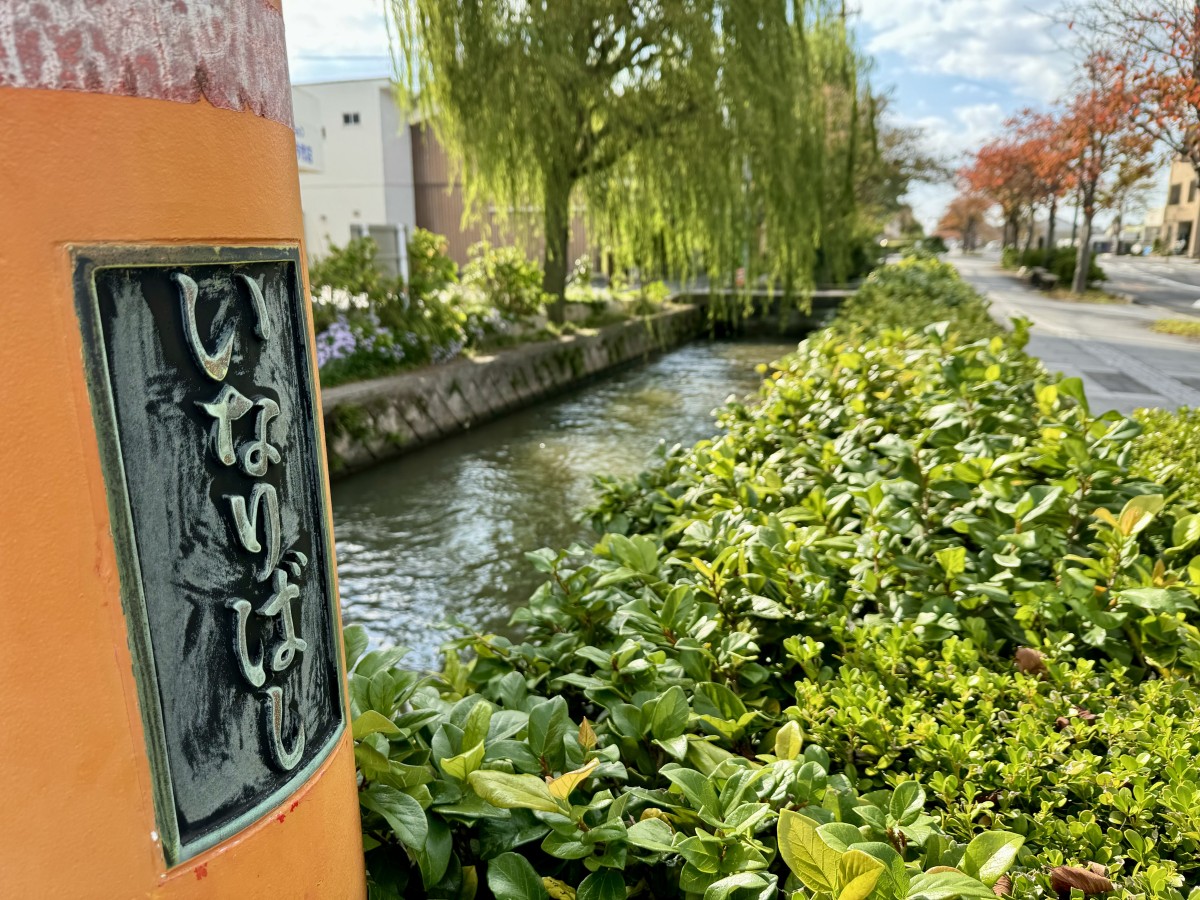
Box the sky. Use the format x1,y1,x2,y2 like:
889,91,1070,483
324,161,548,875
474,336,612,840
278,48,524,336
854,0,1078,228
282,0,1111,231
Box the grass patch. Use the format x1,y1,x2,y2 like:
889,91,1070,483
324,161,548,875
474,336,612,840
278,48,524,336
1043,287,1128,304
1152,317,1200,338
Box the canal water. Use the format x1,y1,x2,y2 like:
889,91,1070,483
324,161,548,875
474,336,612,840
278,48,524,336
331,338,796,670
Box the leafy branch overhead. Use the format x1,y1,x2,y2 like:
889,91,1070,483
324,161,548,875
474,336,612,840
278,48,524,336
390,1,881,306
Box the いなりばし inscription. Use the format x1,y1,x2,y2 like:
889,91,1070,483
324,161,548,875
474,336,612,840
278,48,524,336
73,246,344,864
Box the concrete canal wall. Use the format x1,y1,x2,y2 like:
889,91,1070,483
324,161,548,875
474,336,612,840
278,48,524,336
321,305,705,478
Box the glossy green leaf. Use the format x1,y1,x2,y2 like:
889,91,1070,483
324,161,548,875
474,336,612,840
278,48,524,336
360,785,428,850
487,852,549,900
960,831,1023,887
627,816,676,852
889,782,925,826
577,870,626,900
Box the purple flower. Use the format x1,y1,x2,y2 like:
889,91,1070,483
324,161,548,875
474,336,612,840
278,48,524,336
316,315,357,367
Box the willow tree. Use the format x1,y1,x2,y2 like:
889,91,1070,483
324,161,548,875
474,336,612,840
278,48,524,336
390,1,872,314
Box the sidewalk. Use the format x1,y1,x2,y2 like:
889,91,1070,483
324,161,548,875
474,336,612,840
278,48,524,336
950,254,1200,415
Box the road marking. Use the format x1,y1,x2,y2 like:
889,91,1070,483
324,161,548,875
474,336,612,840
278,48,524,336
965,268,1200,409
1106,263,1200,292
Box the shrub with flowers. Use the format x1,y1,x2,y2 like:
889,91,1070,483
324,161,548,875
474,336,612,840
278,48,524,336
314,311,418,385
309,232,668,387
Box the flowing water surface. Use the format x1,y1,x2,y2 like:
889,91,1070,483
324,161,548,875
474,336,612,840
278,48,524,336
332,339,796,669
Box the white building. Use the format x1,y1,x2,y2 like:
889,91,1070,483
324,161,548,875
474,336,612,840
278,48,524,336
290,78,591,277
291,78,415,279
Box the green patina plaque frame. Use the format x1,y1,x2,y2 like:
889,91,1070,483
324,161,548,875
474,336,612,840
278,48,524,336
71,244,346,865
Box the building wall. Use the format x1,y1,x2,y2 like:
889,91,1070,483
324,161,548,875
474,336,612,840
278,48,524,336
294,79,591,276
291,86,324,174
1162,158,1199,253
295,79,392,260
379,88,415,279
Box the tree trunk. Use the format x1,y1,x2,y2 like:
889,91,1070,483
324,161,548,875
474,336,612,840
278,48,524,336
1023,209,1035,255
542,165,572,323
1046,197,1057,258
1073,210,1094,295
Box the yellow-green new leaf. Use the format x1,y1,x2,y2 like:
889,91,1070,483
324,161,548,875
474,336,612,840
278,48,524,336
579,717,597,751
838,849,885,900
468,770,563,814
439,740,486,781
352,710,401,740
778,809,838,893
775,720,803,760
1117,494,1165,536
547,758,599,801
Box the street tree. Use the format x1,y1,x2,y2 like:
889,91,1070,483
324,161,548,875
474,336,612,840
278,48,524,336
857,94,952,224
389,1,872,315
1059,55,1151,293
1067,1,1200,254
936,193,991,251
1100,154,1160,254
1011,109,1074,253
962,138,1038,248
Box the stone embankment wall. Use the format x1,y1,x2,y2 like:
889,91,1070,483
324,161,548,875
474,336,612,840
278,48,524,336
321,305,704,478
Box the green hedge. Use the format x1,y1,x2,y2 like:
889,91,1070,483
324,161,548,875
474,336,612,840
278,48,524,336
1000,247,1106,287
350,258,1200,899
1133,407,1200,513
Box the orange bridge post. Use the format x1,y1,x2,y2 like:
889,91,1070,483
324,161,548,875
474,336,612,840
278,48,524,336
0,1,366,896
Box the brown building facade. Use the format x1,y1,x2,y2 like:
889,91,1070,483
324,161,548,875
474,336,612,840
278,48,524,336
410,124,590,267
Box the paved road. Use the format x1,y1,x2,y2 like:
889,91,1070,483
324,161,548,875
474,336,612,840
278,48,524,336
1097,253,1200,314
950,254,1200,415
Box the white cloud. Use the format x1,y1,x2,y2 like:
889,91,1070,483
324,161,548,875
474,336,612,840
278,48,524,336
857,0,1075,103
856,0,1081,228
889,103,1008,228
282,0,392,84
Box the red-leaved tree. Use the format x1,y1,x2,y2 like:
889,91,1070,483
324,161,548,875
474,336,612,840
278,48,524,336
1058,55,1153,292
962,139,1038,249
1011,109,1075,253
1069,0,1200,254
936,193,992,251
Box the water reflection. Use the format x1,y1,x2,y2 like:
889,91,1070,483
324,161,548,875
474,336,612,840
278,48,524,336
331,339,795,669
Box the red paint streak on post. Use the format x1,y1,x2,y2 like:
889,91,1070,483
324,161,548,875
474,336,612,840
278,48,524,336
193,864,208,880
275,813,286,824
289,801,299,812
0,0,293,126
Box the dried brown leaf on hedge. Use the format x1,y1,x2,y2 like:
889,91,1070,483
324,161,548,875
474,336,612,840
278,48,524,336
1015,647,1048,677
1049,864,1113,896
993,875,1012,896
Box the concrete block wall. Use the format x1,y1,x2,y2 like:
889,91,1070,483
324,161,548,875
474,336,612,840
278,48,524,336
321,305,704,478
